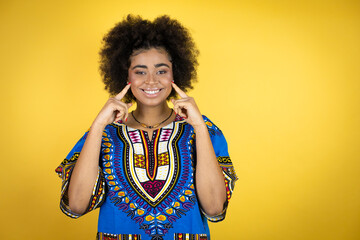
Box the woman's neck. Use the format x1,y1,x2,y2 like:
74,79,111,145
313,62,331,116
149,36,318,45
133,101,172,126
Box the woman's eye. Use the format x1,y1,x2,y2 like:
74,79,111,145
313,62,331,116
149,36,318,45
157,70,167,74
135,71,146,75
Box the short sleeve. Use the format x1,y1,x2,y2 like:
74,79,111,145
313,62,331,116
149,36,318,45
55,131,106,218
201,116,238,222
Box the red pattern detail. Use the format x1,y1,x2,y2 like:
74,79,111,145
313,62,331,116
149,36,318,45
104,237,116,240
141,180,165,198
129,131,141,143
55,166,62,174
160,129,172,141
89,180,103,210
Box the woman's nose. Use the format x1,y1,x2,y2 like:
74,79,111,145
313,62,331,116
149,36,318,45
145,73,158,84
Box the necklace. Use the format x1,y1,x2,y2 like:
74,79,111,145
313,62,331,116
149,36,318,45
132,109,174,129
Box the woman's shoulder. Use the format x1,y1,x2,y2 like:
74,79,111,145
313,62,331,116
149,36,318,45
201,115,220,128
201,115,212,123
201,115,224,137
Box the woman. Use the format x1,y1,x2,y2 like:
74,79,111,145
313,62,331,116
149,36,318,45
56,15,237,240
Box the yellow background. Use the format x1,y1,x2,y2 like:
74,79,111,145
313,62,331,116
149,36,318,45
1,0,359,239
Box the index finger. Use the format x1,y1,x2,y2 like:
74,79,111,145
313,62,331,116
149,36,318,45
114,83,131,100
171,82,188,98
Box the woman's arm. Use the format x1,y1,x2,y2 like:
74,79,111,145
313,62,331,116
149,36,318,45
171,82,227,216
67,84,131,214
67,122,105,214
193,124,227,216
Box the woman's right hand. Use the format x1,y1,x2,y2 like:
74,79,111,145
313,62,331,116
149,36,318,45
93,84,132,128
69,85,132,214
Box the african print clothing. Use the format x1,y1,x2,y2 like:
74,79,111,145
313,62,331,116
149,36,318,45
56,115,237,240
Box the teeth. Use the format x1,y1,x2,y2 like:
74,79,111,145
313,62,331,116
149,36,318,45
144,89,160,95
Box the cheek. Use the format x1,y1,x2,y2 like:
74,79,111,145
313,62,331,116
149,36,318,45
161,81,172,93
130,85,139,95
128,74,142,85
127,73,135,83
165,83,173,96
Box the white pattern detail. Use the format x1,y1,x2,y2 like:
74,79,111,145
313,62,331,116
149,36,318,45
156,165,169,180
133,143,144,155
158,141,168,154
135,168,150,182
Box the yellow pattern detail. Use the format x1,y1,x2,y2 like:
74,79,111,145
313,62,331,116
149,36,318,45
185,190,192,195
103,148,110,153
104,155,110,160
103,142,112,147
105,169,112,174
180,196,186,202
134,154,146,168
105,162,111,167
166,208,173,214
137,209,144,215
130,203,135,209
157,152,169,166
145,215,154,221
173,202,180,207
156,215,166,221
118,191,125,196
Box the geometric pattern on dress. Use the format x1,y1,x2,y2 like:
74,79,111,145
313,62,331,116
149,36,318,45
128,130,141,143
141,130,158,181
55,132,106,219
157,152,169,166
199,117,239,223
97,232,141,240
134,154,146,168
121,126,179,207
159,128,173,142
105,121,198,240
56,114,238,240
218,156,237,193
174,233,208,240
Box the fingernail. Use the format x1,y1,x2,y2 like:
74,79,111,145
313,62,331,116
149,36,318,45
127,82,131,85
171,80,174,83
125,118,128,122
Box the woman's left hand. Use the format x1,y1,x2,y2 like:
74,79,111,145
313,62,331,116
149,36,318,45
171,82,205,129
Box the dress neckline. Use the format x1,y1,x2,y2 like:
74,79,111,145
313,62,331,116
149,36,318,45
113,113,185,132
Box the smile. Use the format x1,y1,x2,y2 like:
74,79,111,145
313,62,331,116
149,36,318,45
142,89,162,95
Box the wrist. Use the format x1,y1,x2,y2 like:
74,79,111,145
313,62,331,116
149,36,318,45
193,122,207,132
91,120,107,132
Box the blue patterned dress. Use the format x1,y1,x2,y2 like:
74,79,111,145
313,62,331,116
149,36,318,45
56,115,237,240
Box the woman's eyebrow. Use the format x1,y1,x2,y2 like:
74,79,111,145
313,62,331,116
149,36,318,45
155,63,170,68
131,65,147,70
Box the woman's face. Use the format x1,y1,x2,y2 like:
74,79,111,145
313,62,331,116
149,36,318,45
128,48,173,107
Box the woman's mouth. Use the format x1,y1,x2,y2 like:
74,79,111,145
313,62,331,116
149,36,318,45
142,88,162,95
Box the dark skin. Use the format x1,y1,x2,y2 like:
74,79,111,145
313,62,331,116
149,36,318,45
68,48,226,216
